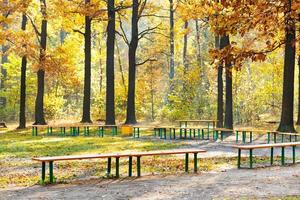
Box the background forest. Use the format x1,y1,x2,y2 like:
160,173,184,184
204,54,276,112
0,0,297,128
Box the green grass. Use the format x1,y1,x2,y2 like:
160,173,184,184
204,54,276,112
0,128,194,188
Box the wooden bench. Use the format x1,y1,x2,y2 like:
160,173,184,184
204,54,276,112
234,129,277,144
154,126,177,139
213,128,233,141
233,142,300,168
178,127,203,140
132,126,155,138
32,148,207,183
31,124,118,137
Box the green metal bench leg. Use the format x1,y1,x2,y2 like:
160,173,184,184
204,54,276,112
270,147,274,165
198,129,200,140
281,134,284,143
290,135,292,142
281,147,285,165
250,132,253,143
164,128,167,139
42,162,45,182
202,129,204,140
180,128,182,139
237,149,241,168
236,131,239,143
173,128,176,139
274,133,277,143
293,146,296,164
32,127,34,136
116,157,120,178
185,153,189,172
77,127,80,136
189,129,192,139
221,131,224,141
194,153,198,173
249,149,253,169
107,157,111,175
49,161,54,183
193,129,196,138
128,156,132,177
296,135,298,142
267,132,270,143
137,128,140,138
137,156,141,177
184,129,187,139
242,131,246,144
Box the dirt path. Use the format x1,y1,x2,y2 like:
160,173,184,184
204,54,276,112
1,163,300,200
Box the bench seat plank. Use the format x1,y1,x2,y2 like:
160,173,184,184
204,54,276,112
32,148,206,162
233,142,300,150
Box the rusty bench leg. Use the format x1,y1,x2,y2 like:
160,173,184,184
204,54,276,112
137,156,141,177
49,161,54,183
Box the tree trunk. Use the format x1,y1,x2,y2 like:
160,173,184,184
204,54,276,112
116,41,126,94
17,14,27,129
183,21,189,70
278,0,296,132
125,0,139,124
296,53,300,125
195,19,202,67
60,29,67,45
81,0,92,123
169,0,175,79
34,0,47,125
0,0,8,91
216,35,223,128
220,35,233,129
296,14,300,126
105,0,116,125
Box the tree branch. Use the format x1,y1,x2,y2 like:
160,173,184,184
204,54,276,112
136,58,157,66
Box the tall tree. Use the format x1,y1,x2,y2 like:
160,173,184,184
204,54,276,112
17,14,27,129
215,35,223,128
220,35,233,129
183,21,189,69
34,0,47,125
169,0,175,79
105,0,116,125
125,0,139,124
296,13,300,126
81,0,92,123
277,0,296,132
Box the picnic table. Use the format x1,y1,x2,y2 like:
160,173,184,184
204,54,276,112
176,120,217,136
30,124,118,137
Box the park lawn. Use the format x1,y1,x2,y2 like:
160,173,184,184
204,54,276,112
1,127,299,188
0,128,235,188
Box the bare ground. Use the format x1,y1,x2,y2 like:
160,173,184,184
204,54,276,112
1,135,300,199
1,164,300,200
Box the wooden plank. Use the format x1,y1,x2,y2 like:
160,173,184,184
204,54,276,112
32,149,206,162
233,142,300,150
213,128,233,132
176,120,218,122
234,129,276,133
